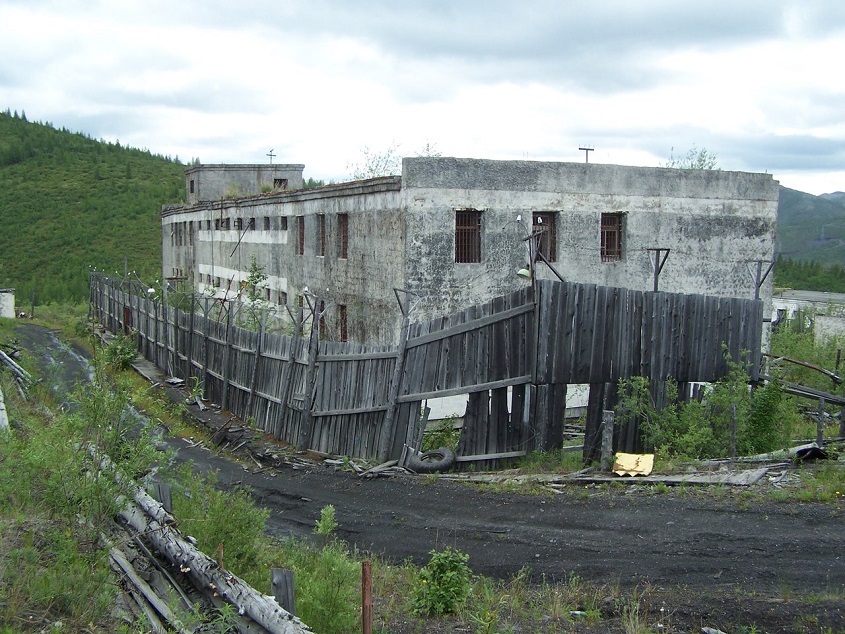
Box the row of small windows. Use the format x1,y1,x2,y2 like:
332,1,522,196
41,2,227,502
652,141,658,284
196,272,348,342
171,214,350,260
296,213,348,259
454,210,624,264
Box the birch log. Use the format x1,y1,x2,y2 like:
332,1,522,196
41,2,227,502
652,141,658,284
91,447,313,633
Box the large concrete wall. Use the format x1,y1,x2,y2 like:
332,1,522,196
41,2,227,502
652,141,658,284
163,178,405,343
401,157,779,320
163,157,779,345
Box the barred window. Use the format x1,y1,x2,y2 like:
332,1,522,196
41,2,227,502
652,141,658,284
533,212,557,262
317,214,326,256
455,209,482,263
297,216,305,255
601,213,624,262
339,304,348,342
338,213,349,259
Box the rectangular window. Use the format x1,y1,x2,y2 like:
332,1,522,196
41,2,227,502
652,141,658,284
223,218,231,230
280,216,288,231
248,217,255,230
234,217,243,231
214,218,220,230
274,178,288,190
190,179,195,194
533,212,557,262
265,287,270,301
601,213,624,262
455,209,482,263
188,221,194,246
279,291,287,305
206,219,211,230
339,304,348,342
317,214,326,256
297,216,305,255
263,216,271,231
338,213,349,259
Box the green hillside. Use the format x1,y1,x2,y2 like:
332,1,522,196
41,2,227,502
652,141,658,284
0,111,184,305
776,186,845,265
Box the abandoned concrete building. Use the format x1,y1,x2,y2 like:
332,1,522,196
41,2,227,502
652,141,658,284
161,157,779,345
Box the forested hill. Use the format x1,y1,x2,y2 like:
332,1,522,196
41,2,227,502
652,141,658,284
0,111,184,304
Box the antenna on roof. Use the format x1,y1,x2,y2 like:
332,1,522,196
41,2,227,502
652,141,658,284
267,149,276,164
578,145,594,163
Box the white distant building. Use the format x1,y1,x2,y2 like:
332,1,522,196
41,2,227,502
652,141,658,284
0,289,14,319
773,289,845,344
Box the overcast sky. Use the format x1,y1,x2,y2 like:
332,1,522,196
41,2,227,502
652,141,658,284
1,0,843,194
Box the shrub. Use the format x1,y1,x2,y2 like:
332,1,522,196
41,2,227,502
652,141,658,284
412,547,472,616
170,465,269,575
422,416,460,452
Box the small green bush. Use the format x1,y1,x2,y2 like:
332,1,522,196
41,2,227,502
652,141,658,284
412,547,472,616
170,465,269,575
422,416,460,452
102,330,138,371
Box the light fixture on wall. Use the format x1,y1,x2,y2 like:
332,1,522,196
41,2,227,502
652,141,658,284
516,268,531,280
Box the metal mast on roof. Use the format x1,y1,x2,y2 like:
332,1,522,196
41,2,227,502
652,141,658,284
579,145,594,163
266,149,275,164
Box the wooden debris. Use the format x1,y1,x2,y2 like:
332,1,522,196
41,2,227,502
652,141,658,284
439,467,771,487
91,446,313,633
358,460,399,478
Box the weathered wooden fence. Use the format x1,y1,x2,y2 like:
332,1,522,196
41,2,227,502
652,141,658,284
89,274,763,464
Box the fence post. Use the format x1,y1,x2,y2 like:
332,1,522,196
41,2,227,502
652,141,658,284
600,410,615,472
246,314,266,424
270,569,295,616
381,311,412,462
297,309,322,450
201,297,212,401
362,561,372,634
817,397,826,446
221,301,235,412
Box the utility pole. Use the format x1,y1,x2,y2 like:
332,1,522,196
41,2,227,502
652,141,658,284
266,149,275,164
578,145,594,163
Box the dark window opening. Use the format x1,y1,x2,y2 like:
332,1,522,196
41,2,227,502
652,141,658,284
533,212,557,262
190,179,195,194
339,304,348,342
248,217,255,230
455,209,482,263
274,178,288,190
263,216,271,231
338,213,349,259
279,291,287,305
223,218,231,230
297,216,305,255
234,217,243,231
601,213,624,262
280,216,288,231
317,214,326,256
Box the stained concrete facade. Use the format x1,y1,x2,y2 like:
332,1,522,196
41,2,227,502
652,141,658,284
162,157,779,345
185,164,305,205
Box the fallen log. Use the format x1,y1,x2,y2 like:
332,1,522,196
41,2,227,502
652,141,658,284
0,349,31,385
0,385,8,432
91,446,313,633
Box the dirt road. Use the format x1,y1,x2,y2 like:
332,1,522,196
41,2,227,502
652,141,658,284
16,324,845,630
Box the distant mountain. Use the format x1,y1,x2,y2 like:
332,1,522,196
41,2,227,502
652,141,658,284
776,187,845,266
0,111,184,304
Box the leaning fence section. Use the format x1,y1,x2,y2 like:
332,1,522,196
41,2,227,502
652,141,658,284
89,274,765,464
